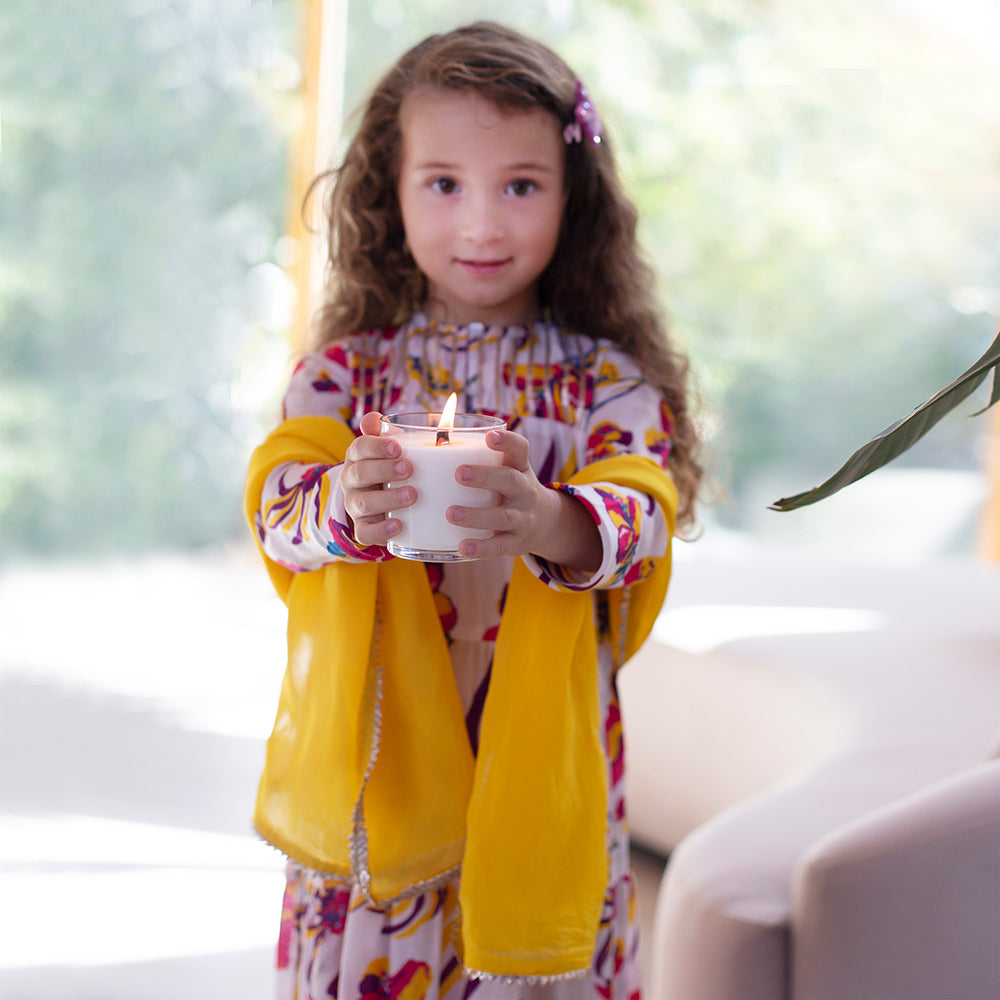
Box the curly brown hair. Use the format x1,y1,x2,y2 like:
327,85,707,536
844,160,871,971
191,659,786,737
311,21,702,531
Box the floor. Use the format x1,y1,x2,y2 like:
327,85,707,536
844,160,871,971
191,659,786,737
0,548,668,999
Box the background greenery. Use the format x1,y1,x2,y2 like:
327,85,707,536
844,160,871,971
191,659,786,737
1,0,998,558
0,0,299,555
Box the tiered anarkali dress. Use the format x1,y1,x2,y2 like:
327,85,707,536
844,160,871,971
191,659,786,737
252,315,675,1000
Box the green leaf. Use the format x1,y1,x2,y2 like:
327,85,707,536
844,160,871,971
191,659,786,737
770,329,1000,512
971,364,1000,417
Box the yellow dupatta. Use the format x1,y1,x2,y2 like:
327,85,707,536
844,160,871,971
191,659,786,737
244,414,678,980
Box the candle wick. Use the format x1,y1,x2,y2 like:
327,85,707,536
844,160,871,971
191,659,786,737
436,430,450,446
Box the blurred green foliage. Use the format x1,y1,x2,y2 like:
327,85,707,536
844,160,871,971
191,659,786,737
346,0,1000,524
0,0,297,556
1,0,998,557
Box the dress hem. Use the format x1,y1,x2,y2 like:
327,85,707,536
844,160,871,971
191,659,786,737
465,966,593,985
255,823,465,908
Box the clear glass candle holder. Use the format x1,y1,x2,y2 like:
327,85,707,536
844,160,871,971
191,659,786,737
380,410,506,562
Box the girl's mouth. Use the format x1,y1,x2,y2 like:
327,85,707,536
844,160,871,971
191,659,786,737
458,258,511,276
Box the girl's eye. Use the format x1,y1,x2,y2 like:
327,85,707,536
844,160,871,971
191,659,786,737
507,179,537,197
430,177,457,195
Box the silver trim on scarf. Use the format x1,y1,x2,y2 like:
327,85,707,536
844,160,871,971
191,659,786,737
465,966,593,985
347,601,464,907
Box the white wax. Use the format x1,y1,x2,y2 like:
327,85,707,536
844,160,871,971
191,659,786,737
388,432,502,553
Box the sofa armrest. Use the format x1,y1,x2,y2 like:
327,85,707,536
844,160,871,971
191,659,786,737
792,760,1000,1000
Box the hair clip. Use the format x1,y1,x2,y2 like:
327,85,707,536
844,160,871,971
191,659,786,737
563,80,603,146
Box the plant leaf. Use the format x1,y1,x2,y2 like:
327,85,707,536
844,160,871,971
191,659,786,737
770,328,1000,512
971,363,1000,417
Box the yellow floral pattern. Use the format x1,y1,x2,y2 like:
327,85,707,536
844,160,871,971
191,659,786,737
261,316,669,1000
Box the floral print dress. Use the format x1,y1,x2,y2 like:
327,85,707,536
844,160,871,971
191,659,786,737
254,315,674,1000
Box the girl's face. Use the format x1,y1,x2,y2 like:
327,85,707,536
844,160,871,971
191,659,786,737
396,89,565,327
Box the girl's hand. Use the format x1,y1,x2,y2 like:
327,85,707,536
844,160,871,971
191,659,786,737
448,429,602,571
341,411,416,547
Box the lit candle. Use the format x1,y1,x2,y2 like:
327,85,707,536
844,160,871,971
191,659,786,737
381,394,506,562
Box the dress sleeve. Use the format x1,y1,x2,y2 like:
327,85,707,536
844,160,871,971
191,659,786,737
253,346,392,569
522,343,675,591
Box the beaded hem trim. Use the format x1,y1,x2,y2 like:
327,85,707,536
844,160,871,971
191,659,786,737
348,606,385,904
346,603,466,908
256,831,461,908
466,966,592,985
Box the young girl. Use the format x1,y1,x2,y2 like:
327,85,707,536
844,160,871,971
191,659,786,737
244,21,701,1000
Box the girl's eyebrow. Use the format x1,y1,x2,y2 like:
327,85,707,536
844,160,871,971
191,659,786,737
411,159,557,173
508,161,557,173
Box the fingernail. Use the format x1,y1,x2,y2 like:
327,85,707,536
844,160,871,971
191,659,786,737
459,466,473,483
449,506,465,522
386,441,400,457
385,519,400,537
394,461,407,476
487,430,503,445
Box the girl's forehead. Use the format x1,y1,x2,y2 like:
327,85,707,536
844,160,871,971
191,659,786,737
400,87,504,123
398,88,563,158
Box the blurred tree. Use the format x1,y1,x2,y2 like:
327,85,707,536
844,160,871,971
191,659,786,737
0,0,296,556
599,0,1000,516
1,0,997,557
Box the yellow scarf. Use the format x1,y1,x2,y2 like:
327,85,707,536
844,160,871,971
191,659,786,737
244,415,678,980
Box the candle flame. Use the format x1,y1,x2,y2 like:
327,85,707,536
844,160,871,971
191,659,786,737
439,392,458,432
436,393,458,445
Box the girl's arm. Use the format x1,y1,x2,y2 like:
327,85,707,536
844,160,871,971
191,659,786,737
255,459,390,569
542,349,676,589
254,348,415,570
534,480,670,590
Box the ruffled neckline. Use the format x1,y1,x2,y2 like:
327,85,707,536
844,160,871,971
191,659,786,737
402,311,553,342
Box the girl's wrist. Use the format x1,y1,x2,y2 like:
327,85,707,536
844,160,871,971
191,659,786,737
530,486,602,573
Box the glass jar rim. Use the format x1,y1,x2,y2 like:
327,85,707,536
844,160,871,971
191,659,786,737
380,411,506,431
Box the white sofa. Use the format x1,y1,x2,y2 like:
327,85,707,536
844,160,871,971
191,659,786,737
620,551,1000,1000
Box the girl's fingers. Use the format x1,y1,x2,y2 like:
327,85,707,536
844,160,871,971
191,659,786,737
359,411,384,437
349,484,415,521
353,516,402,547
457,535,501,561
448,426,559,559
350,485,416,546
455,461,525,497
344,430,411,489
346,432,401,465
445,502,509,560
343,454,411,492
343,415,414,544
486,429,530,469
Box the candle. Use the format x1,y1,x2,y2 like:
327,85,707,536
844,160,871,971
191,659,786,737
381,395,506,562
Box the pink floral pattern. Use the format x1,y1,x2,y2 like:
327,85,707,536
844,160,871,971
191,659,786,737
262,464,332,547
254,316,673,1000
277,677,643,1000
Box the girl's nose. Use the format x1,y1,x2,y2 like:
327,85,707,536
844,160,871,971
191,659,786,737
461,193,503,244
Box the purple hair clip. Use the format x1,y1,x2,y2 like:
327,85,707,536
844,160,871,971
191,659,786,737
563,80,603,146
